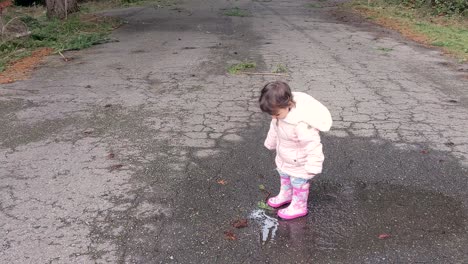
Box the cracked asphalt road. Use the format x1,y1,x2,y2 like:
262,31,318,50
1,0,467,263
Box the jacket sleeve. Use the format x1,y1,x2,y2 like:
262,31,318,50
296,123,324,174
264,120,278,151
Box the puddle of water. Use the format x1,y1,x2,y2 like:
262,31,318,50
174,133,468,262
250,209,279,244
250,208,313,247
248,179,467,261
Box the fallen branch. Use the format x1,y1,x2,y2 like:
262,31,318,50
263,190,271,202
58,51,70,62
14,31,31,38
238,71,290,77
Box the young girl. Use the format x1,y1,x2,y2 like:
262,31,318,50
259,81,332,220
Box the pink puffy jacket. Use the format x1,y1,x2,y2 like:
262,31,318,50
264,92,332,179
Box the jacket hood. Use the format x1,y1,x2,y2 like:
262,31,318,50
283,92,332,131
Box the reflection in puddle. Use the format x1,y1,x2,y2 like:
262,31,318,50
250,209,311,246
277,216,309,247
250,209,279,244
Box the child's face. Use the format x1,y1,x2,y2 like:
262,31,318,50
271,107,289,119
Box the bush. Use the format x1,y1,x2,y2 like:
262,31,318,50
14,0,45,6
431,0,468,16
19,16,41,29
383,0,468,16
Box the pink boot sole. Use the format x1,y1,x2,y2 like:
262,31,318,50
277,210,308,220
267,198,292,208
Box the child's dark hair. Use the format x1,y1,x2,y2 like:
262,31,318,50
259,81,295,115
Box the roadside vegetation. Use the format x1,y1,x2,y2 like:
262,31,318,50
0,12,119,72
273,64,288,73
227,62,256,74
347,0,468,62
0,0,177,74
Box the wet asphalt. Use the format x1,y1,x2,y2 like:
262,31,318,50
1,0,468,263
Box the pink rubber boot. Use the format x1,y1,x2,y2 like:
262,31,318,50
267,177,292,208
277,183,310,220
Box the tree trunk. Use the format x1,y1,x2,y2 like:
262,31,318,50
46,0,78,19
426,0,432,8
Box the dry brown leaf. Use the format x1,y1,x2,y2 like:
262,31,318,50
224,230,237,240
232,219,248,229
217,179,228,185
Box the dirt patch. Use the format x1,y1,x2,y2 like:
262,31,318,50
0,48,53,84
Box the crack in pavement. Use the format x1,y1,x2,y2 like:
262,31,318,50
253,0,468,166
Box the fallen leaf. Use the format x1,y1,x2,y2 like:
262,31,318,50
232,219,248,228
258,184,265,191
224,230,237,240
217,179,227,185
257,201,273,211
378,233,391,239
107,153,115,159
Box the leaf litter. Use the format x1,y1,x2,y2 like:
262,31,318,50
257,201,274,211
217,179,228,185
232,219,248,228
224,230,237,240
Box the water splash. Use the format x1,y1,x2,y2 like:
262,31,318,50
250,209,279,244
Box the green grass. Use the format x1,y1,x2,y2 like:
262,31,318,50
414,22,468,53
223,7,250,17
29,17,114,50
377,47,393,52
257,201,274,211
79,0,178,13
1,0,183,73
348,0,468,62
273,64,288,73
228,62,256,74
0,50,31,72
0,7,120,72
